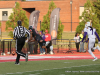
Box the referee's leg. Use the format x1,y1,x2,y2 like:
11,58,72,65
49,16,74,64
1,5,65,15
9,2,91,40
15,38,26,63
16,54,20,64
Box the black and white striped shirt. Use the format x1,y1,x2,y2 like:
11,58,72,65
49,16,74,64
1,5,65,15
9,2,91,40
13,26,30,39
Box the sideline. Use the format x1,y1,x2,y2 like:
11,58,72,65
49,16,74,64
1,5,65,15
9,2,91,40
0,55,100,62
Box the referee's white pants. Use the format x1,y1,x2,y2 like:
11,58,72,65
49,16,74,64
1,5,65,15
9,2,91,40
88,38,96,58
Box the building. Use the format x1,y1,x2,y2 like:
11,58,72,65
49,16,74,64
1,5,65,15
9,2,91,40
0,0,87,32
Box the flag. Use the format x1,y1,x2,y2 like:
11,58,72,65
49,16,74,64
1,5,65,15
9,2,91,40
50,8,61,44
29,10,40,30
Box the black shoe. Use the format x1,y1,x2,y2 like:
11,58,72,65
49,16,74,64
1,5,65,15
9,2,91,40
91,48,95,52
77,50,79,52
25,53,28,62
15,62,20,65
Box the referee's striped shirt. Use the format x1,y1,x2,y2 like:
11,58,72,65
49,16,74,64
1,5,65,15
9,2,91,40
13,26,30,39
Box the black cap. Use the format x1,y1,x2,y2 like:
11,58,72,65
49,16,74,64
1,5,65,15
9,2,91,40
17,20,22,26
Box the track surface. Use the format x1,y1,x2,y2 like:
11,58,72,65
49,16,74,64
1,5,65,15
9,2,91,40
0,50,100,62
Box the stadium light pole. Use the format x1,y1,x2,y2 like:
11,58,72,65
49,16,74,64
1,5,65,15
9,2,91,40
14,2,17,7
70,0,73,32
0,20,2,39
40,20,41,30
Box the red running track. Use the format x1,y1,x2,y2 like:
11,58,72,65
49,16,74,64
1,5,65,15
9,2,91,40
0,50,100,62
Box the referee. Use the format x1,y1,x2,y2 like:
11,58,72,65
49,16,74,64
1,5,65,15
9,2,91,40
13,20,30,65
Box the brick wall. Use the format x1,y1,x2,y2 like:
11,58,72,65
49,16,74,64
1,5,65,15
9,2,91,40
0,0,87,32
0,21,6,32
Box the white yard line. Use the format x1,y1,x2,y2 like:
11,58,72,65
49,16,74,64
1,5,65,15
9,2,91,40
6,73,14,74
64,62,73,63
60,74,65,75
29,73,41,75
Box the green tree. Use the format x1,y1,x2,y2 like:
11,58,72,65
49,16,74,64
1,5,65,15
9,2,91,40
0,22,1,27
76,0,100,36
22,0,26,1
93,0,100,21
40,1,64,39
6,2,29,38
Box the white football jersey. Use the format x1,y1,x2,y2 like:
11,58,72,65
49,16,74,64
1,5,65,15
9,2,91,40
84,27,87,32
84,27,96,39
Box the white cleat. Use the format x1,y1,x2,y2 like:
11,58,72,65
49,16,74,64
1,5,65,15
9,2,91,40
97,45,100,51
50,51,53,54
40,53,43,55
93,57,98,61
43,52,45,55
15,62,20,65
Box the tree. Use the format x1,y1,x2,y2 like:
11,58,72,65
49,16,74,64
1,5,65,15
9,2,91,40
22,0,26,1
6,2,29,38
40,1,64,39
76,0,100,36
93,0,100,21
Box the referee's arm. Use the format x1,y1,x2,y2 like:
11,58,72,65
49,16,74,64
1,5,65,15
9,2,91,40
24,27,30,38
13,27,17,39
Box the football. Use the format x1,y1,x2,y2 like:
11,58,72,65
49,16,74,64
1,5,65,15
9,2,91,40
12,51,15,56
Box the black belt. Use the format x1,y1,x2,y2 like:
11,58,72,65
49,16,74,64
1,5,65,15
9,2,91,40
17,37,25,39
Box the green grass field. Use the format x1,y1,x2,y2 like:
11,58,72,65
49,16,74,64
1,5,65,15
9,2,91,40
0,59,100,75
62,32,75,39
